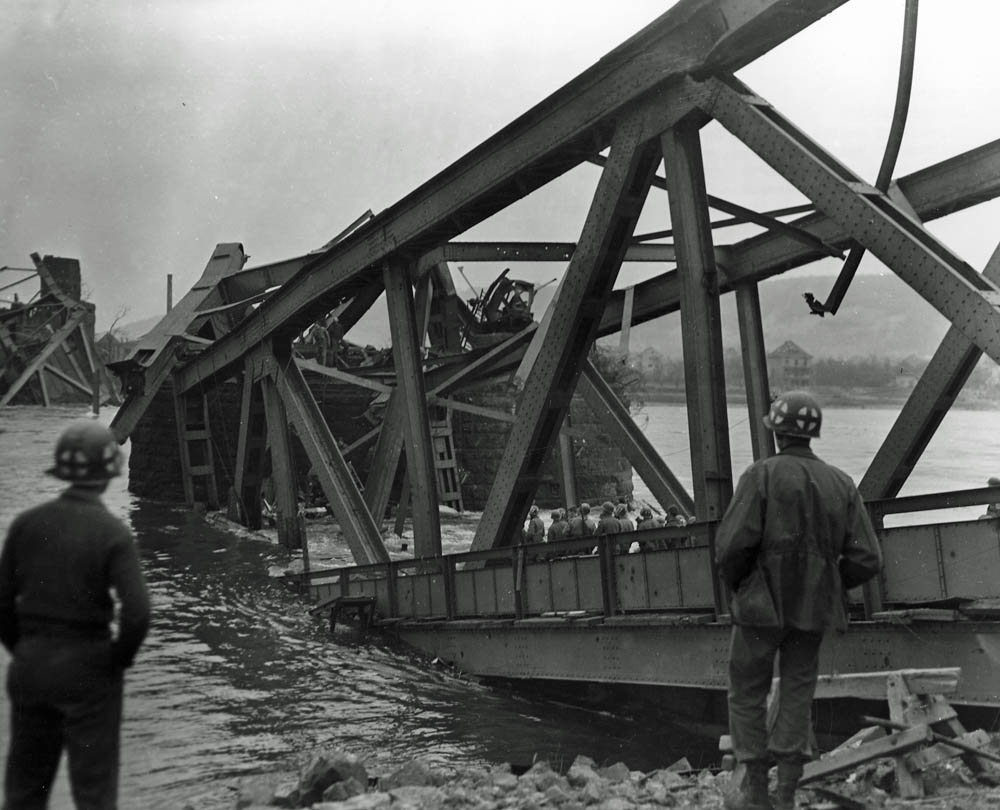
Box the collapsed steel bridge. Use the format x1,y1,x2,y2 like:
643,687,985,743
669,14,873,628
111,0,1000,707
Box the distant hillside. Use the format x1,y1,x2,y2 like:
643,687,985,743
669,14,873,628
621,273,953,361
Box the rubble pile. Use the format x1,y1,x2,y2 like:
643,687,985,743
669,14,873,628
183,737,1000,810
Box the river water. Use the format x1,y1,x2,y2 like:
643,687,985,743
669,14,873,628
1,401,999,808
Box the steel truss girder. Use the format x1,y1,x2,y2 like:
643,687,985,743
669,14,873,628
699,76,1000,367
172,0,848,396
417,242,678,271
578,360,694,515
661,118,734,524
0,306,89,406
383,260,442,557
861,240,1000,500
233,367,267,529
262,344,390,565
110,243,247,440
471,115,664,552
394,621,1000,707
260,374,303,549
364,390,406,530
734,282,774,462
596,138,1000,339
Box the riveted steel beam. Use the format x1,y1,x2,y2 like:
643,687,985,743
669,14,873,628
260,372,304,550
596,139,1000,339
265,344,390,565
232,364,269,530
172,0,848,396
383,259,442,557
700,75,1000,367
578,360,694,515
734,282,775,461
364,389,407,530
110,244,247,439
471,114,663,552
861,240,1000,500
661,117,733,524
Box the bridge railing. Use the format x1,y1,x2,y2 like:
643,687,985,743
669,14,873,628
304,486,1000,624
304,522,722,622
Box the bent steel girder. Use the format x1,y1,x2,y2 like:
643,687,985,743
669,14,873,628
860,240,1000,501
470,114,664,552
596,138,1000,338
700,75,1000,366
172,0,848,400
364,390,407,531
110,243,247,441
578,360,694,516
261,343,390,565
383,259,441,558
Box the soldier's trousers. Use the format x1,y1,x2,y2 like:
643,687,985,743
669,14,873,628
727,625,823,763
4,636,123,810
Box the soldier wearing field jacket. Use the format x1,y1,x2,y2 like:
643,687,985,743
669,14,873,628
716,391,882,810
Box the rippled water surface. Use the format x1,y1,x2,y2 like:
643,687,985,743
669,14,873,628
0,406,712,809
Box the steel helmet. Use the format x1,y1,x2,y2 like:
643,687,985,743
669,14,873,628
763,390,822,439
48,420,123,482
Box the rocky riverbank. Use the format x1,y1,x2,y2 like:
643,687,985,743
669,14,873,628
186,740,1000,810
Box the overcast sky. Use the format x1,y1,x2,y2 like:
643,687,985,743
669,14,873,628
3,1,999,333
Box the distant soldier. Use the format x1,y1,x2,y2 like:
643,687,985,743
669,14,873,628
614,503,635,532
636,506,658,531
665,505,687,527
595,501,620,535
327,316,344,364
525,504,545,544
717,391,881,810
0,420,151,809
313,321,332,366
547,509,569,543
567,503,596,537
980,476,1000,519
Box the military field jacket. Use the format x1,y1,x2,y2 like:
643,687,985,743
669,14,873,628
715,444,882,633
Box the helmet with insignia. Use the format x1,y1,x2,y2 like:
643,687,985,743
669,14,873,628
48,420,123,483
762,390,822,439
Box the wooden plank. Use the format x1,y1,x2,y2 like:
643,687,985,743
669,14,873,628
887,673,925,798
905,729,992,772
871,609,961,623
813,668,960,701
799,725,933,785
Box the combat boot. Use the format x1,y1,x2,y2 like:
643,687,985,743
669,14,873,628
724,760,773,810
773,758,804,810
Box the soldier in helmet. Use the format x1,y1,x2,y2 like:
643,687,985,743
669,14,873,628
525,504,545,544
0,419,151,809
716,391,881,810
